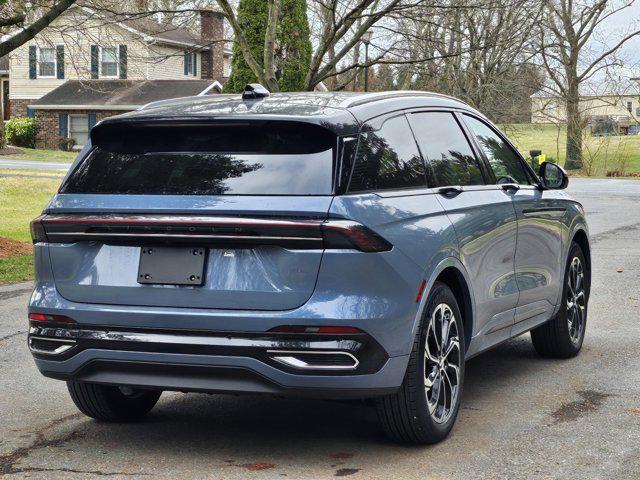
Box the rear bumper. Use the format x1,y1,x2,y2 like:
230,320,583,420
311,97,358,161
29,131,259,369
29,324,408,398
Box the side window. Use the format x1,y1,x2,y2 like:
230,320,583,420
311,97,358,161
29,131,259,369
348,115,426,192
464,115,530,185
408,112,484,187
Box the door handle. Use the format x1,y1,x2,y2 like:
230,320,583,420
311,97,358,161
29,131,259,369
438,186,463,197
500,183,520,192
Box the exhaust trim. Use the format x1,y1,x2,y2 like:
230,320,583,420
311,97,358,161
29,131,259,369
28,336,76,355
267,350,359,371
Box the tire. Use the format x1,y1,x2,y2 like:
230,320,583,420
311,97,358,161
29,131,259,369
531,241,589,358
67,381,161,422
376,281,465,444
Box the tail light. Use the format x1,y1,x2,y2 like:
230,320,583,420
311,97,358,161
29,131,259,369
35,214,393,253
29,313,76,324
30,215,48,243
321,220,392,252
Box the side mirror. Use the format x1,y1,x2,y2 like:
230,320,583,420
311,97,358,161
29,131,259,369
538,161,568,190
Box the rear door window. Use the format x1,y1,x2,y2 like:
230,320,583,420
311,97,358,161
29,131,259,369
408,112,484,187
463,115,531,185
348,115,426,192
60,123,336,195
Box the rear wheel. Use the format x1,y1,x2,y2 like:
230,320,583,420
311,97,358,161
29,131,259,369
531,242,588,358
376,282,465,444
67,381,161,421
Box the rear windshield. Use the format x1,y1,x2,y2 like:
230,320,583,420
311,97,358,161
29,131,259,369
60,123,336,195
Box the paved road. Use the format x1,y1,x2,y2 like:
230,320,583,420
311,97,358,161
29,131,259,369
0,158,71,171
1,178,639,479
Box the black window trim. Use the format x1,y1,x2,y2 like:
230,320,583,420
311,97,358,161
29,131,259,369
343,111,430,196
458,112,539,187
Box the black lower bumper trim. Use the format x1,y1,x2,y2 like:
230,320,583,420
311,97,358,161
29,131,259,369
41,360,398,399
29,324,388,376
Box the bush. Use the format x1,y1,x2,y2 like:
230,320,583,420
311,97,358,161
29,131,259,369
6,117,36,148
57,136,76,151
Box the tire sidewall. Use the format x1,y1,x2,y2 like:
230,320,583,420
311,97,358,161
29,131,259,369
413,282,466,438
558,242,589,352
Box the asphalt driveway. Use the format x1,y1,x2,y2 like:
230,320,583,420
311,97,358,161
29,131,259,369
1,178,639,479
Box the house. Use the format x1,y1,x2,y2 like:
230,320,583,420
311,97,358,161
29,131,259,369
531,79,640,135
4,6,231,149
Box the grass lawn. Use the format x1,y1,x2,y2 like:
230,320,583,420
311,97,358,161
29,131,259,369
0,176,62,283
0,255,34,284
501,123,640,176
4,146,77,163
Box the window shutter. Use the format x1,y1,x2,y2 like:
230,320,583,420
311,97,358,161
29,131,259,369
118,45,127,79
29,45,37,79
87,112,96,131
56,45,64,79
192,53,197,77
90,45,99,79
58,113,68,137
184,51,189,76
26,107,35,118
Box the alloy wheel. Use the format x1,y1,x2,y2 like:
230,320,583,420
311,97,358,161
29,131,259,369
424,303,461,424
566,256,586,344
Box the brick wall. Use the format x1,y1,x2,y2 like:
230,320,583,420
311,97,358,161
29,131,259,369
34,109,127,149
200,10,225,80
9,99,36,119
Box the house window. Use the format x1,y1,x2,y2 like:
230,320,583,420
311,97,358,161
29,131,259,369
100,47,118,78
184,52,196,76
38,47,56,78
627,101,633,113
69,114,89,147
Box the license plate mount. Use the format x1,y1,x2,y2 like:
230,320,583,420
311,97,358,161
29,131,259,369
137,247,206,285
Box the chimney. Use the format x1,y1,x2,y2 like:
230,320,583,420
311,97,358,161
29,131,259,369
200,9,225,80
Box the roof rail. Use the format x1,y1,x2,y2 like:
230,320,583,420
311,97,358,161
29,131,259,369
341,90,470,108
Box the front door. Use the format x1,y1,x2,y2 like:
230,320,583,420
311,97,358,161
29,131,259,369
407,111,519,354
461,114,565,335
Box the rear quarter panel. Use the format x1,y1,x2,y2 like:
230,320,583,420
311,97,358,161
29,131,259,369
329,190,463,356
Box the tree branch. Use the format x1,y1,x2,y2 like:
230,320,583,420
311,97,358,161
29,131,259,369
0,0,78,58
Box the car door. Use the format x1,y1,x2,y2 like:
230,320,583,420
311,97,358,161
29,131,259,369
462,114,565,335
407,110,519,354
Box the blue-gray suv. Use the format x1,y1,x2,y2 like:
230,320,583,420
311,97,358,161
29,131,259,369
28,87,590,444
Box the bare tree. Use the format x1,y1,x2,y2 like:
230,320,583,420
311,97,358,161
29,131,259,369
216,0,473,91
390,0,543,122
0,0,80,58
537,0,640,169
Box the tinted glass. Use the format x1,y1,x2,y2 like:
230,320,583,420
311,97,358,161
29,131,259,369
348,115,426,192
464,115,530,185
408,112,484,187
61,124,335,195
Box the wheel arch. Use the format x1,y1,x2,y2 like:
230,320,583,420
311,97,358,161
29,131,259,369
571,227,591,296
418,258,475,354
436,267,473,353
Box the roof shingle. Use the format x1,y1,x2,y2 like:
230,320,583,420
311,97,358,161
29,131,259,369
30,79,221,108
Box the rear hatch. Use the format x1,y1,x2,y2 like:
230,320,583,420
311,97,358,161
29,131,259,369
41,120,340,311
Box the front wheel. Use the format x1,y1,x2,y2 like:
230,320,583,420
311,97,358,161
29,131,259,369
67,381,161,421
531,242,589,358
376,282,465,444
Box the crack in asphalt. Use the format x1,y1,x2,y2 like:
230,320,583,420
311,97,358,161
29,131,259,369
0,413,147,476
0,331,26,343
0,287,33,302
590,221,640,244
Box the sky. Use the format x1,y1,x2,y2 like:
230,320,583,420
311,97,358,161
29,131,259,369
599,1,640,69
